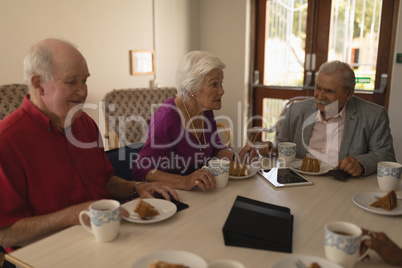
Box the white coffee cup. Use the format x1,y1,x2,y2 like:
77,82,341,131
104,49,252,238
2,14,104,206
79,199,121,242
277,142,296,168
377,161,402,191
202,159,230,188
324,221,370,268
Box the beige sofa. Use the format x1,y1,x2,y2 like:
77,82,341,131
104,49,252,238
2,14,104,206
0,83,28,120
102,87,177,149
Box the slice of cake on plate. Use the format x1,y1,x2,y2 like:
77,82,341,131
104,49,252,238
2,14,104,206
229,161,248,176
300,157,321,172
370,190,398,211
134,199,160,219
149,261,189,268
307,263,321,268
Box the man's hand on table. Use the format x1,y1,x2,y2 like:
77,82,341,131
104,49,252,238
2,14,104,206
136,182,179,201
336,156,363,177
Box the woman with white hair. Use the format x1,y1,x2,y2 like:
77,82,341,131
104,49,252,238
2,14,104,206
132,51,256,191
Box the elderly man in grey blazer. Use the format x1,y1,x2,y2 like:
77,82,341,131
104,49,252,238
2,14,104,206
268,60,395,177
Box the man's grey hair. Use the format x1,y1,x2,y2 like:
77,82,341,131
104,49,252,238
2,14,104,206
176,50,225,101
317,60,356,93
23,38,77,87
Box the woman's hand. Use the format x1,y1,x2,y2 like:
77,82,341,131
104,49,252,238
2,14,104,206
361,229,402,266
258,141,276,157
184,169,216,191
237,144,259,163
237,141,276,163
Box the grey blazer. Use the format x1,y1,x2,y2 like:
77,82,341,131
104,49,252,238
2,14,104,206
278,96,396,176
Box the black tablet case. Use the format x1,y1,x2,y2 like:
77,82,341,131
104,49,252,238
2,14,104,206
222,196,293,253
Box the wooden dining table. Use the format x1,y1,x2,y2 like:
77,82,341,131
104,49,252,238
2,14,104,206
7,159,402,268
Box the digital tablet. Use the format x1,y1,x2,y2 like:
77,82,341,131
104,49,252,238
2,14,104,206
258,167,313,187
153,192,189,212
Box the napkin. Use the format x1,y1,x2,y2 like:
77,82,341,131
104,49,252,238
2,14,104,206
222,196,293,253
327,169,350,182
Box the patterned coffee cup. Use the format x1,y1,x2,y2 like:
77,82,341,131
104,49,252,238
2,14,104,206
79,199,121,242
202,159,230,188
324,221,370,268
377,161,402,191
277,142,296,168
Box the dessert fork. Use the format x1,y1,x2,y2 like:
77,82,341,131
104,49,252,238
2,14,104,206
294,259,307,268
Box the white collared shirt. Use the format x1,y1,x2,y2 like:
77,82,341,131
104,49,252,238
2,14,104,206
306,105,346,166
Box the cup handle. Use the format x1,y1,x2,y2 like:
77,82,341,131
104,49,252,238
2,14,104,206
79,210,93,234
201,166,210,172
356,234,372,262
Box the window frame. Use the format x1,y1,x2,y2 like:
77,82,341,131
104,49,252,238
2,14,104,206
252,0,400,124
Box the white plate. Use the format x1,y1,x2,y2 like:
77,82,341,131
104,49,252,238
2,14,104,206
121,198,177,224
208,259,245,268
352,192,402,216
229,165,259,179
131,250,207,268
289,160,333,175
271,255,342,268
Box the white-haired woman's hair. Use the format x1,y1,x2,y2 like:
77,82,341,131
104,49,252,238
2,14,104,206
23,39,76,87
318,60,356,93
176,51,225,101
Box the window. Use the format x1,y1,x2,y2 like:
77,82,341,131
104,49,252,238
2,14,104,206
264,0,308,88
252,0,399,135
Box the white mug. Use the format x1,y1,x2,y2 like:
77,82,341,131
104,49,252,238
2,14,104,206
79,199,121,242
377,161,402,191
277,142,296,168
324,221,370,268
202,159,230,188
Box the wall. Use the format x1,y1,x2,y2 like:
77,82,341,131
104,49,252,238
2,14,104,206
389,3,402,162
154,0,199,87
198,0,251,150
0,0,198,136
2,0,399,156
0,0,250,151
0,0,147,121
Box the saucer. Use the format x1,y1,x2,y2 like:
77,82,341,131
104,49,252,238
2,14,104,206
271,255,342,268
229,165,259,179
352,192,402,216
208,259,245,268
131,250,207,268
289,160,333,175
121,198,177,223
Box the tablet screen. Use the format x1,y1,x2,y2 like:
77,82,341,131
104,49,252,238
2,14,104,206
258,167,313,187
